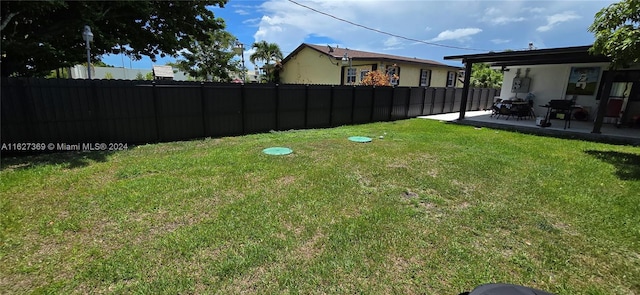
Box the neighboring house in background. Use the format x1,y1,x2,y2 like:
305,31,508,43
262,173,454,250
280,43,462,87
69,65,190,80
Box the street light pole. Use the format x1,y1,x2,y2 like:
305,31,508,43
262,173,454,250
342,52,353,85
234,40,246,82
82,25,94,79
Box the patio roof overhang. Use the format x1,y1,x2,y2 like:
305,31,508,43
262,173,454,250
443,45,615,134
443,45,611,67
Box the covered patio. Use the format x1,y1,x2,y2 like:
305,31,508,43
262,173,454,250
421,110,640,145
443,45,640,145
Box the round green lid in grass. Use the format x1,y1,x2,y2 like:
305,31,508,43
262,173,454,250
348,136,372,143
262,147,293,155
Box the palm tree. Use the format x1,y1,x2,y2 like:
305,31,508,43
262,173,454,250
249,41,283,83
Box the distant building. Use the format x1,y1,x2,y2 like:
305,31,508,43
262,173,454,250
69,65,190,80
152,65,174,80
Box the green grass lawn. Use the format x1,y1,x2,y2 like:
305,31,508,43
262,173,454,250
1,119,639,294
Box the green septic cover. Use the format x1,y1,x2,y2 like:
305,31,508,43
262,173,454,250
348,136,372,143
262,147,293,155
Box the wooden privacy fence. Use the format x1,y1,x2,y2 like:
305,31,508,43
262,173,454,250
1,78,498,149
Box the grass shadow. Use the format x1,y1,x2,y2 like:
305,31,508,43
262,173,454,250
585,150,640,181
1,150,113,172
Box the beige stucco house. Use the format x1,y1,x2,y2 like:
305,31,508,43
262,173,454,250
280,43,462,87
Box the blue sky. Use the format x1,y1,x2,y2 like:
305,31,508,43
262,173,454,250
102,0,617,70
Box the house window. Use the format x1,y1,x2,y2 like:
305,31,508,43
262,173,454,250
347,68,357,84
446,71,456,87
419,69,431,87
360,70,369,82
386,65,400,85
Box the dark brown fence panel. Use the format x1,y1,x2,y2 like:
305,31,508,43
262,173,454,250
470,88,482,111
453,88,463,113
154,83,204,141
479,88,491,110
30,78,96,143
485,88,498,110
96,80,157,143
1,78,500,153
204,84,243,137
1,79,32,143
331,86,353,126
407,88,424,117
244,84,277,133
371,86,393,121
353,86,374,124
423,88,435,115
391,87,410,120
306,85,331,128
278,84,306,130
433,88,446,114
444,88,456,113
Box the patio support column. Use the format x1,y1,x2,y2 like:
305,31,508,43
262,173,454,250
592,70,614,134
458,59,473,120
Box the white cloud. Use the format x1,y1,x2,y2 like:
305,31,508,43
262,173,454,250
384,36,402,48
235,9,250,16
243,18,261,25
491,39,511,44
485,7,501,15
430,28,482,42
482,6,526,25
489,16,525,25
536,11,581,32
524,7,545,14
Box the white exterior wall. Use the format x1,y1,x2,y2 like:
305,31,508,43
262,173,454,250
498,62,611,119
70,65,190,80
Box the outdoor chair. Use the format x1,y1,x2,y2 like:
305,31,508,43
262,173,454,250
490,98,502,118
509,104,531,120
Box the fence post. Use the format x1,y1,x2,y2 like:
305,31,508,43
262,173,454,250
405,87,411,119
90,79,100,142
200,82,207,137
152,81,160,142
370,86,376,122
241,83,246,134
350,85,356,124
304,84,309,129
388,86,394,121
420,87,426,116
329,85,335,127
275,84,280,130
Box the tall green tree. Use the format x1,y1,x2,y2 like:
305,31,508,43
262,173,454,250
588,0,640,69
174,30,239,82
470,63,503,89
1,1,227,77
249,41,283,83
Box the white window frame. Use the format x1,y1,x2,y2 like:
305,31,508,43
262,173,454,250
446,71,456,87
420,69,432,87
346,67,357,84
386,65,400,86
360,70,369,82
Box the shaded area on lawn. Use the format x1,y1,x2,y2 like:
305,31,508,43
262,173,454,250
0,150,113,171
585,150,640,180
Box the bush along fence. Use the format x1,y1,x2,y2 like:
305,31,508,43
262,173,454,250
1,78,498,152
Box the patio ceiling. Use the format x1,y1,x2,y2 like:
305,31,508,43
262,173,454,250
444,45,611,67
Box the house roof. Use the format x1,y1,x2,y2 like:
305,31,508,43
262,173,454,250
444,45,611,67
282,43,460,69
152,65,174,78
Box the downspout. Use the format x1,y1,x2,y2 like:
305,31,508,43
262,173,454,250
458,59,473,120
